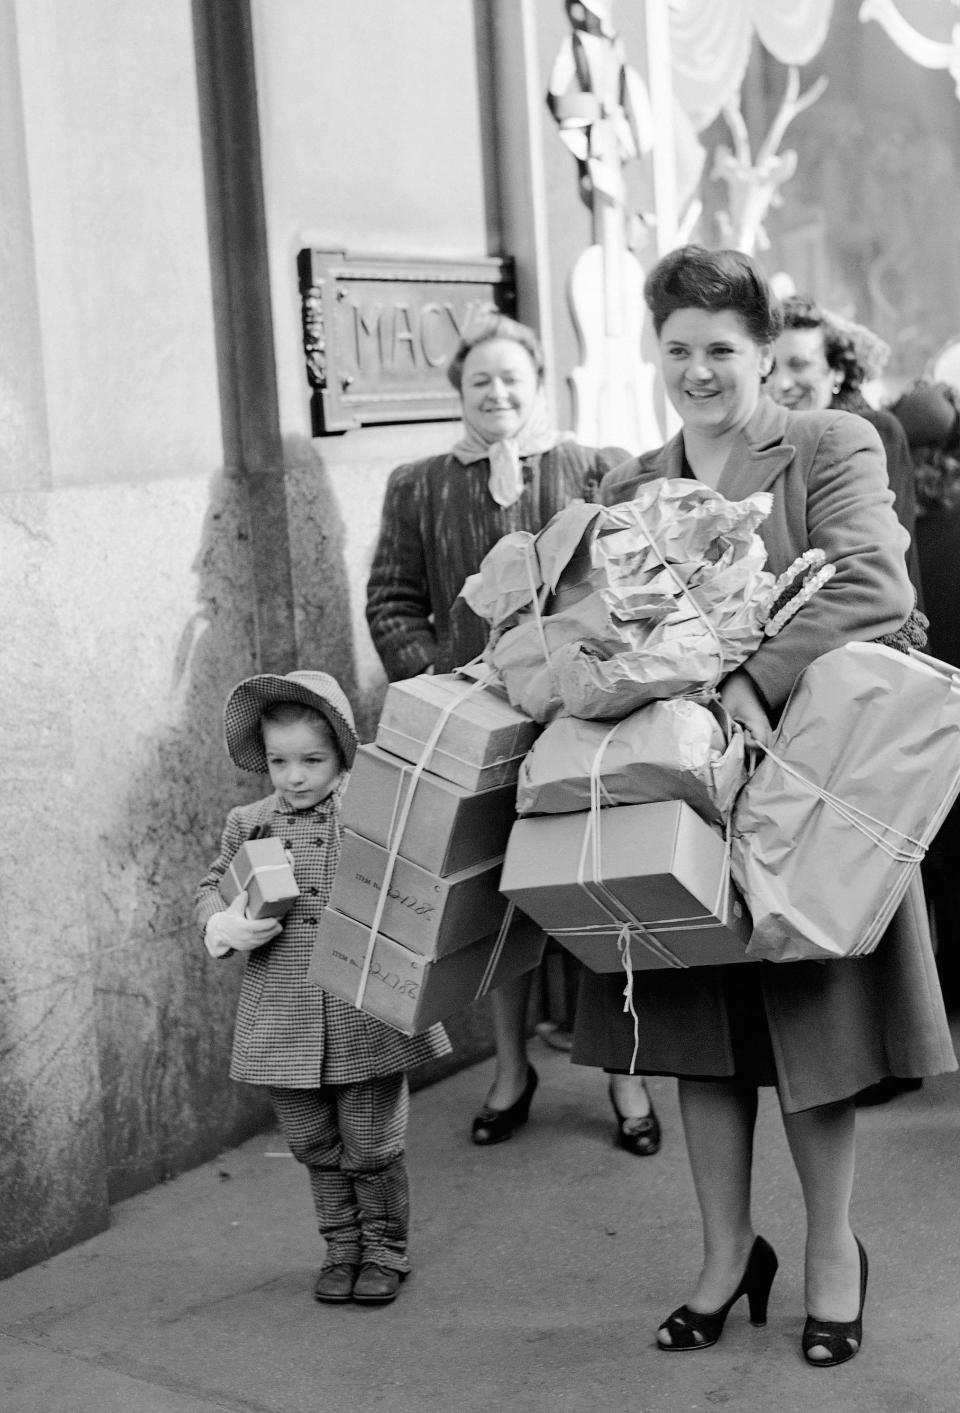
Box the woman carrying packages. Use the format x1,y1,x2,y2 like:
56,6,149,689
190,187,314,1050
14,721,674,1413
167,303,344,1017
571,245,957,1367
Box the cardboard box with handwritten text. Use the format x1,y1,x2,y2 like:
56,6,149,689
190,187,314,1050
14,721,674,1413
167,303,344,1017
341,742,518,876
308,905,546,1034
329,829,508,956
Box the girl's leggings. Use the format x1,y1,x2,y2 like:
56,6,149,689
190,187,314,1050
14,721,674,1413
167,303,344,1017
267,1072,410,1272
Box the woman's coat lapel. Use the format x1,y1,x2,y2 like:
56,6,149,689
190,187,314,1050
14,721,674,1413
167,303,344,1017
633,397,797,501
716,397,797,502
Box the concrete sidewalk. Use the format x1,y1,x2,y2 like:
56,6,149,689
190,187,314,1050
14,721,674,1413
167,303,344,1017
1,1025,958,1413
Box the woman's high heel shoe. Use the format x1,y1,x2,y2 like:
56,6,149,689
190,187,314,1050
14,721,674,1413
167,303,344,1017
608,1080,661,1157
657,1235,778,1352
801,1237,868,1368
471,1065,538,1145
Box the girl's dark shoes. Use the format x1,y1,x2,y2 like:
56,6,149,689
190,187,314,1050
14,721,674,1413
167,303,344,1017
608,1080,661,1157
352,1262,406,1304
313,1262,357,1303
313,1261,406,1304
471,1064,538,1145
801,1237,868,1368
657,1235,779,1351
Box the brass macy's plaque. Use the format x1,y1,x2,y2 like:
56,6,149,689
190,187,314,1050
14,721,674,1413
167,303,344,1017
298,248,515,434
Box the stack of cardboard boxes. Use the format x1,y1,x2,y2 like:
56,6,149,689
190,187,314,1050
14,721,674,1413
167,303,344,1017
498,702,753,974
308,674,546,1034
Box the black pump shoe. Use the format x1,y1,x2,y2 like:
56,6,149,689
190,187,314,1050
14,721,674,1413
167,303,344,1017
608,1080,661,1157
471,1065,538,1145
658,1235,779,1352
802,1237,869,1368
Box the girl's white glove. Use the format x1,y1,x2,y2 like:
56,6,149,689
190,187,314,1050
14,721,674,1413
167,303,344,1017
204,891,283,958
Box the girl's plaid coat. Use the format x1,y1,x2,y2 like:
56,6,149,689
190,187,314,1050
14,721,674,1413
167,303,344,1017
195,790,451,1086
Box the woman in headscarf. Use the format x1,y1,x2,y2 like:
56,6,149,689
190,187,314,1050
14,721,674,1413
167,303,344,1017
366,314,661,1158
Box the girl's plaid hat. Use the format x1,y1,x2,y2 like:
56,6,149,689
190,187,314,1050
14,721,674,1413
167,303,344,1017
224,671,358,774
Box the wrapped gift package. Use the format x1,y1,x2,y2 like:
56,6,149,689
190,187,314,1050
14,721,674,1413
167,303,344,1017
219,836,300,920
515,698,746,825
329,830,508,956
375,673,541,790
308,906,547,1035
460,501,601,629
732,642,960,962
500,800,750,972
490,596,729,723
463,482,775,722
341,743,518,876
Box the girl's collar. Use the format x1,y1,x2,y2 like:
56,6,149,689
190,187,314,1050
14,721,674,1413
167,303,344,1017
272,787,341,818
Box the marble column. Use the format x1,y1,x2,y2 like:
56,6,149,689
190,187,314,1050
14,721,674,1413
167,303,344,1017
0,0,109,1277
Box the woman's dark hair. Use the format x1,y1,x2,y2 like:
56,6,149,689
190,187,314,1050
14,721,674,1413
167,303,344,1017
447,314,545,392
781,294,863,405
644,245,783,345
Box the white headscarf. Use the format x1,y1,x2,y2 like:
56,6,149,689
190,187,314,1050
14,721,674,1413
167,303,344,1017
451,391,572,508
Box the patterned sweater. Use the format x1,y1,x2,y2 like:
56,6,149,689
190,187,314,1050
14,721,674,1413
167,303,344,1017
195,790,451,1086
366,442,629,681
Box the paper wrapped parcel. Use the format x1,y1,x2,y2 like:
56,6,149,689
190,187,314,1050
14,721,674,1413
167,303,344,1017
731,642,960,962
460,480,776,722
515,697,747,826
374,672,540,791
219,837,300,920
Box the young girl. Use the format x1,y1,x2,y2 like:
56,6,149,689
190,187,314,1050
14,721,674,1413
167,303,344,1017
195,670,450,1305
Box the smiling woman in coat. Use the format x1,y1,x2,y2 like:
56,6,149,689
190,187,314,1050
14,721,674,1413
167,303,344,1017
571,245,957,1369
366,314,661,1159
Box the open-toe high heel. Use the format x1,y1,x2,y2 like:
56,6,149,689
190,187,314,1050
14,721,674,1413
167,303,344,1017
657,1235,778,1352
802,1237,868,1368
471,1065,538,1146
608,1080,661,1157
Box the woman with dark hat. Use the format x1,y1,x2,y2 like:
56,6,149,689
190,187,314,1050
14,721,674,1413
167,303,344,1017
891,380,960,664
890,378,960,1007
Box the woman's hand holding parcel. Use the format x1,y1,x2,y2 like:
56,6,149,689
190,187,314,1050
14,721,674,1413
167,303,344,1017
719,668,771,749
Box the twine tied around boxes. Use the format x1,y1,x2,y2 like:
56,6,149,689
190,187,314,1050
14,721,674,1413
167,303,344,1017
578,718,736,1075
355,667,519,1013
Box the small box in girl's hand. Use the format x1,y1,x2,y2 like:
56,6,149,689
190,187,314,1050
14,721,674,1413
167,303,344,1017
219,837,300,920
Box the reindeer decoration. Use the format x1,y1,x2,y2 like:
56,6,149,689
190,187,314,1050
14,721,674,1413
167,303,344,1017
712,66,828,255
